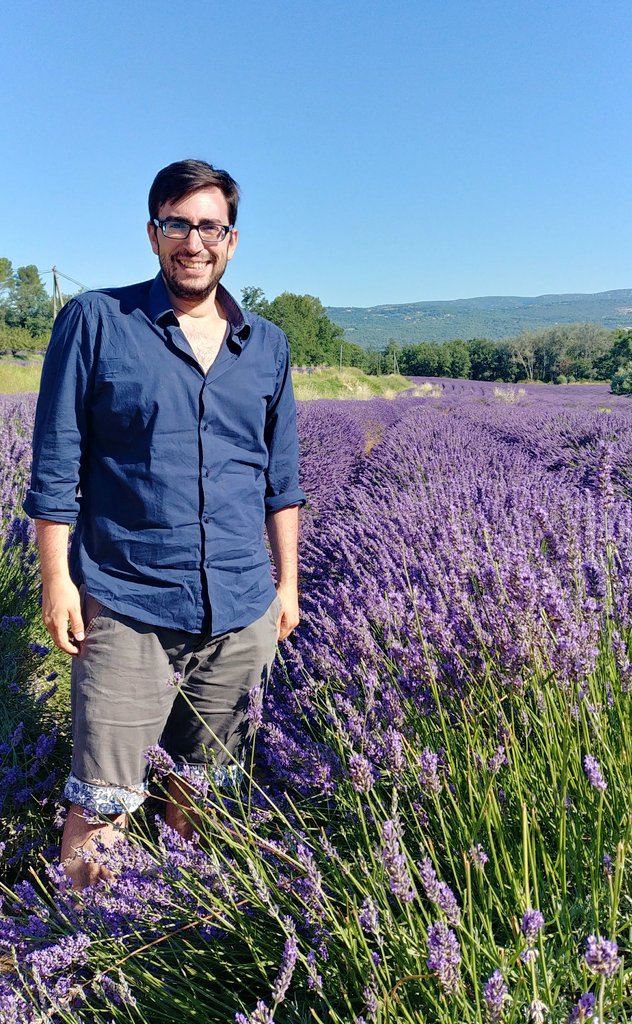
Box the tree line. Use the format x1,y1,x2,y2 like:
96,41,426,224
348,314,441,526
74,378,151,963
243,287,632,394
1,262,630,393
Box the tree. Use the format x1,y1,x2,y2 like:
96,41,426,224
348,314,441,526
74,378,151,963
467,338,497,380
512,331,537,381
3,264,53,337
241,286,269,316
445,340,471,378
490,343,517,382
0,258,13,297
596,329,632,380
381,338,402,375
611,360,632,395
263,292,344,366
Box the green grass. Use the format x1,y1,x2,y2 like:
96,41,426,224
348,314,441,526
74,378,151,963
0,363,418,401
0,360,43,393
291,367,428,400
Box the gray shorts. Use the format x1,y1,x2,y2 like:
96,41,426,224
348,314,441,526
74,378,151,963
63,591,280,814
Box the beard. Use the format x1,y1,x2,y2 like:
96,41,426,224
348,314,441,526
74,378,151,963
158,247,228,302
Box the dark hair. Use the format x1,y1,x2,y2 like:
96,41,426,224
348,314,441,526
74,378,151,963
148,159,240,225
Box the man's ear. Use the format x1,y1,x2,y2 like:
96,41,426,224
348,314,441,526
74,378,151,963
226,228,239,263
147,221,160,255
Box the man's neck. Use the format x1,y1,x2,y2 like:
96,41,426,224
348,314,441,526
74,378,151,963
163,280,225,322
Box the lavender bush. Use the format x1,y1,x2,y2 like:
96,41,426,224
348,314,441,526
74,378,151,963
0,381,629,1022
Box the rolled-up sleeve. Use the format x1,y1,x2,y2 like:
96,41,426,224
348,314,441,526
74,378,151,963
23,300,94,524
264,333,306,514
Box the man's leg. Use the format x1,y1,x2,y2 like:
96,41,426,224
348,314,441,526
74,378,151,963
161,595,281,835
63,595,191,887
60,805,127,889
165,777,198,840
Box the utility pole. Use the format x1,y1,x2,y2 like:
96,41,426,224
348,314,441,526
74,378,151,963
48,267,89,319
52,266,64,319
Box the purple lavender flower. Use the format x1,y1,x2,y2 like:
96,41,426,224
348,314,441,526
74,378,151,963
380,819,416,902
96,970,137,1008
358,897,382,942
419,747,442,795
248,684,264,730
487,744,507,774
235,1001,274,1024
10,722,24,746
484,969,509,1022
25,932,91,977
468,844,489,868
521,909,545,947
427,921,461,994
382,726,405,774
143,744,176,778
349,752,377,793
362,979,378,1020
583,755,607,792
584,934,621,977
306,950,323,993
28,642,50,657
566,991,595,1023
270,929,298,1005
418,857,460,925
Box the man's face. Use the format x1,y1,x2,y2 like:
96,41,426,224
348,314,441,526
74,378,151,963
147,186,238,303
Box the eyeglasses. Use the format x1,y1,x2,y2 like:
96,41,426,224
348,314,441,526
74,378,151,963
152,218,233,244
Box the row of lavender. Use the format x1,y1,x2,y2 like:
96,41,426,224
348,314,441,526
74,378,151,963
0,382,629,1023
273,381,631,794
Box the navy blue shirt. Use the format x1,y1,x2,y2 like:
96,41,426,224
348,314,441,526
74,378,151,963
24,274,305,634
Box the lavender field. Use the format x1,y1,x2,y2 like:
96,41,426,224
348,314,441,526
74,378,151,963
0,380,630,1023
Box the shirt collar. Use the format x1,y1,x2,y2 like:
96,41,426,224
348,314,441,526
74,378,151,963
148,273,251,347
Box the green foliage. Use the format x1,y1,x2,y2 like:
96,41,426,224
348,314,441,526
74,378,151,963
610,359,632,395
240,285,269,316
242,287,347,367
1,262,53,337
599,330,632,381
0,322,48,356
390,325,623,385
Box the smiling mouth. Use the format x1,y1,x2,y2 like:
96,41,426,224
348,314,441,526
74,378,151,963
175,258,212,270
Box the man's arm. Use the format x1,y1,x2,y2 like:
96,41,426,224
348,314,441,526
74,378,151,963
34,520,84,655
266,505,300,641
24,300,94,654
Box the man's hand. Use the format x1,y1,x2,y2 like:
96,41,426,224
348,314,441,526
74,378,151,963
266,506,301,642
275,581,300,641
42,576,85,654
34,520,85,655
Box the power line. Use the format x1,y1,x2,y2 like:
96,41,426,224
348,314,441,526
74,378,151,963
41,266,90,318
41,267,90,291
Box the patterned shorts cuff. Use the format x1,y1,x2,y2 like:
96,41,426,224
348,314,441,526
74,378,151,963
63,773,148,814
171,760,245,790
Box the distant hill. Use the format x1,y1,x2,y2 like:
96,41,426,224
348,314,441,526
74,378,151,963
327,288,632,347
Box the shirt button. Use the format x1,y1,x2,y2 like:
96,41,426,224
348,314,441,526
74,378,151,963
203,468,209,477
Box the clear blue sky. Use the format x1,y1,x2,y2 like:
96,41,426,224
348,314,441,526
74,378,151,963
1,0,630,307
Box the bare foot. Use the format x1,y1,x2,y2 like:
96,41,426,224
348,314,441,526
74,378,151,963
60,803,128,890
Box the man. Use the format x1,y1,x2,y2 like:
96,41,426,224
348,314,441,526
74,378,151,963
24,159,305,888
